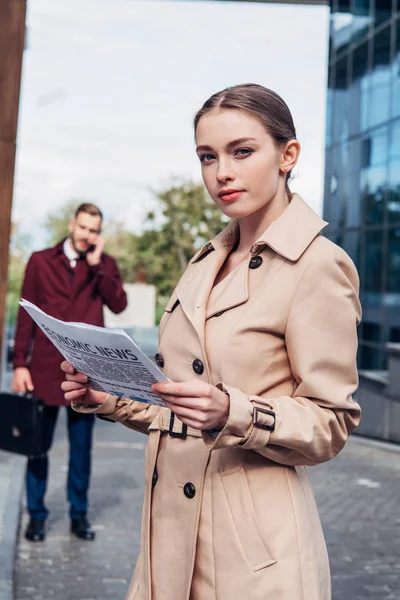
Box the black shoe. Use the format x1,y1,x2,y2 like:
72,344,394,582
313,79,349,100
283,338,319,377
25,517,45,542
70,516,96,541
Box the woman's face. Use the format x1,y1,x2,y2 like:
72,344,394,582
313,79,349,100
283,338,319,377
195,109,287,219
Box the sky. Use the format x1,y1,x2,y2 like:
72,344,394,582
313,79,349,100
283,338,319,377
13,0,330,250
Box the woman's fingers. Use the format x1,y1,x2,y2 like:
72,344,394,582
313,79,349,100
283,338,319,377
64,389,87,402
164,402,207,428
61,361,75,374
65,372,88,383
61,380,87,392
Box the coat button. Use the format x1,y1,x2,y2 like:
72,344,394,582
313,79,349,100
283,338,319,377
249,255,263,269
152,468,158,488
192,359,204,375
155,353,164,368
183,482,196,499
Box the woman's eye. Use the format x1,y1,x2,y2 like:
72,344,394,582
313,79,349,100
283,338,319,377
199,154,215,164
234,147,252,158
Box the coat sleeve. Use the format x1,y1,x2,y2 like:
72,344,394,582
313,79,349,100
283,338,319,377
202,247,362,466
13,254,39,369
90,255,127,314
72,394,161,436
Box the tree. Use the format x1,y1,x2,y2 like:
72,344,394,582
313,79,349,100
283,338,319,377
134,180,228,300
43,198,78,245
7,223,33,324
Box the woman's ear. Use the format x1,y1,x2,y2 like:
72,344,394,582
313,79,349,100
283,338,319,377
280,140,301,174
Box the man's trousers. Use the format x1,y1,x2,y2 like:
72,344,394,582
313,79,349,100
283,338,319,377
26,405,95,520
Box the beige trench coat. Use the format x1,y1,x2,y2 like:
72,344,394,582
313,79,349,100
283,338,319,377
73,194,361,600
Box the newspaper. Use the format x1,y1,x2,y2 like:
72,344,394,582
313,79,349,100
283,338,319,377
20,299,167,407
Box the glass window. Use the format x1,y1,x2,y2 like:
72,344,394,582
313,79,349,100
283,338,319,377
329,143,348,229
362,127,388,225
349,41,370,135
346,139,362,226
326,67,334,148
387,227,400,293
363,166,387,224
363,228,384,297
343,229,361,270
370,126,389,166
389,119,400,160
387,159,400,224
333,56,349,143
352,0,372,42
374,0,392,26
392,18,400,119
362,321,382,342
331,3,354,52
358,344,384,369
323,147,333,222
369,26,391,127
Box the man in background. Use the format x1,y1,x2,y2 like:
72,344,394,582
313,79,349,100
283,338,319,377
12,203,127,542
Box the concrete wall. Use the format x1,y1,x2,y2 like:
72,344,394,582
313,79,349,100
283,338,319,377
104,283,156,328
356,344,400,444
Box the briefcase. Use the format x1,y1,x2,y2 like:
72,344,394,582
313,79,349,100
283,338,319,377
0,392,45,458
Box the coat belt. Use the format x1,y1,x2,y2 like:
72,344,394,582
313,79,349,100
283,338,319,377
150,409,202,438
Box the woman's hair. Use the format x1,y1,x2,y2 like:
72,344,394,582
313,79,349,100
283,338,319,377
194,83,297,192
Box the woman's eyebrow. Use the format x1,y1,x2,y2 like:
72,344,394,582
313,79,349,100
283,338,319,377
196,137,257,154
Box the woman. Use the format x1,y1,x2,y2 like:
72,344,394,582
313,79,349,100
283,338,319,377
61,84,361,600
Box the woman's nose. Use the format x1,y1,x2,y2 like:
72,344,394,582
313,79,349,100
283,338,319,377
216,160,234,183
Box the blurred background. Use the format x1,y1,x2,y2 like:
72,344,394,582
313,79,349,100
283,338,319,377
1,2,400,600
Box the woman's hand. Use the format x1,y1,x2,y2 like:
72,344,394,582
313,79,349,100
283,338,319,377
151,380,230,431
60,361,107,406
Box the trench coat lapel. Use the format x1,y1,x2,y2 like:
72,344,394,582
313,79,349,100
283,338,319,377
176,245,231,347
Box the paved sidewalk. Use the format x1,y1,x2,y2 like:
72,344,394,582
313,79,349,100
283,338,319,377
0,451,25,600
13,411,400,600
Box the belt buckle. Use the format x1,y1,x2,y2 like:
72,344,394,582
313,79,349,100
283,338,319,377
168,412,187,438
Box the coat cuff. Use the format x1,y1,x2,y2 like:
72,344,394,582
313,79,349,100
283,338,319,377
13,358,29,369
202,383,277,450
72,393,117,415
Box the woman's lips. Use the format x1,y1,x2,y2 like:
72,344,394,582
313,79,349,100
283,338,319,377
218,190,244,202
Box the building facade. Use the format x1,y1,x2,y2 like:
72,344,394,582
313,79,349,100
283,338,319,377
324,0,400,370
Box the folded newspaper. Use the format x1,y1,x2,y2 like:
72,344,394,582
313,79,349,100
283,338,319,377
20,299,167,407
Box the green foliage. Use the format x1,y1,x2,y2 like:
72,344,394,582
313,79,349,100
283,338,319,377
43,199,80,245
6,224,33,324
135,181,228,298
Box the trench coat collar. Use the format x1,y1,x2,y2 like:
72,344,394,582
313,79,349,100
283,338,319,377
192,193,328,264
177,194,327,360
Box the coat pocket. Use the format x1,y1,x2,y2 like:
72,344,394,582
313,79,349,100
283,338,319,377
220,466,277,572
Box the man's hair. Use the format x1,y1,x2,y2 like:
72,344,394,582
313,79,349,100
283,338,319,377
75,203,103,221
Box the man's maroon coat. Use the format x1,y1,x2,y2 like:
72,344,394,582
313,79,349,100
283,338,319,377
13,239,128,405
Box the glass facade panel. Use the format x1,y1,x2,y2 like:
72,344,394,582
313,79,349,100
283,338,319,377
364,229,384,298
392,18,400,118
324,3,400,370
343,229,361,269
387,158,400,223
387,227,400,292
369,26,391,127
352,0,372,42
349,41,370,135
333,56,349,142
374,0,393,26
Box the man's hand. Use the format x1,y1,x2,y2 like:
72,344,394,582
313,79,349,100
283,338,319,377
151,380,230,431
61,361,107,405
12,367,34,394
85,237,105,267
